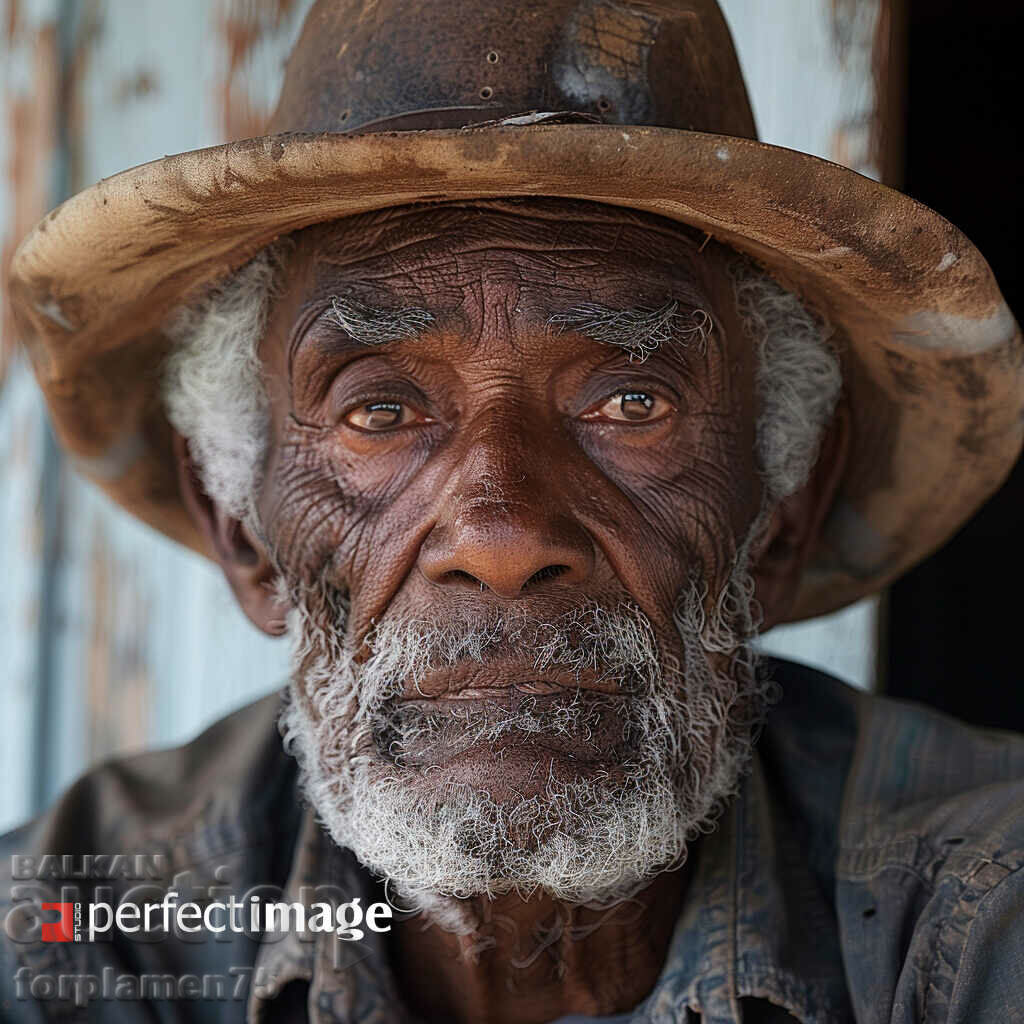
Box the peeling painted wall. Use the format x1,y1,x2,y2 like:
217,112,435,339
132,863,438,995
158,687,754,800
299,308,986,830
1,0,62,836
0,0,894,834
1,0,59,385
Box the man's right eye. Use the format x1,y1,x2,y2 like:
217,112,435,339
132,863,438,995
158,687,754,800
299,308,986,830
343,401,421,431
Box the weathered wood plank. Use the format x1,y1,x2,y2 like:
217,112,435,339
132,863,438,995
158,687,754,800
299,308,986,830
0,0,62,833
34,0,314,813
724,0,888,178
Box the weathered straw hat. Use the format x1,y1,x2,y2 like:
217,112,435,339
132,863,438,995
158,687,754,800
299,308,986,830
9,0,1023,621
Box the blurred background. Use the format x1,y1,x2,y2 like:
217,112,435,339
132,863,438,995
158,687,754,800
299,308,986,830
1,0,1020,834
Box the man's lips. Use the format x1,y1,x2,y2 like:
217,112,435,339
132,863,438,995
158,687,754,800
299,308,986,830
384,687,631,772
399,660,625,701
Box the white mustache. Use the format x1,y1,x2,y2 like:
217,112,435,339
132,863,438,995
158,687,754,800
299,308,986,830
350,601,664,720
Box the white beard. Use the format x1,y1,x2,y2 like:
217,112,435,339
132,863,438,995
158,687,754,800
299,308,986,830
278,530,768,922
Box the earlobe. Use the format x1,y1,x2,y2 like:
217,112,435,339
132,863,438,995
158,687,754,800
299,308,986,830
751,402,851,629
171,431,289,636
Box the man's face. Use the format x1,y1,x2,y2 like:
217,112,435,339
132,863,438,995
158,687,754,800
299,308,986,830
249,199,774,904
261,200,762,634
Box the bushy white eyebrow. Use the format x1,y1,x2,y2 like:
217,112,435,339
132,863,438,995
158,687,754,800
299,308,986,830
547,301,712,362
326,296,435,346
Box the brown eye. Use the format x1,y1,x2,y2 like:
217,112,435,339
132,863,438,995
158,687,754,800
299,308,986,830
345,401,413,431
584,391,672,423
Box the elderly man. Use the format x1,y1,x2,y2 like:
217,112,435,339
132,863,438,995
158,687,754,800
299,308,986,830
3,0,1024,1021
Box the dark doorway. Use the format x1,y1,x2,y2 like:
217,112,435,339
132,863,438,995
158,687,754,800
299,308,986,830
885,0,1024,729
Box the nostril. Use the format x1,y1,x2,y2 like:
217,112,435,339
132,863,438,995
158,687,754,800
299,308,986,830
442,569,482,588
524,564,570,588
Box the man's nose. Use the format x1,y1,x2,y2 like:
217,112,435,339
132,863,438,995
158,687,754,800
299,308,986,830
418,439,595,599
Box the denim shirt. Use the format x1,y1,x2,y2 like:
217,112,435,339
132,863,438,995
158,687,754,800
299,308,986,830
2,658,1024,1023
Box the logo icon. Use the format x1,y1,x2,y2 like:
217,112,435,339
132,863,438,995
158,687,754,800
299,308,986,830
40,903,75,943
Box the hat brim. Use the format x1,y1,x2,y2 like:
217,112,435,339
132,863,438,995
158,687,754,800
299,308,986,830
10,124,1023,621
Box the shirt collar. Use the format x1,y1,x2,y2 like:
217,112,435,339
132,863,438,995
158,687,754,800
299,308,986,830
248,807,411,1023
639,752,854,1023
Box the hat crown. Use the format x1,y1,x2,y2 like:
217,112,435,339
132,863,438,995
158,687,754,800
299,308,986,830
270,0,757,137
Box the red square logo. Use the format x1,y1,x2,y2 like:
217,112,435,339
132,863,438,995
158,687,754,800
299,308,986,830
41,902,74,942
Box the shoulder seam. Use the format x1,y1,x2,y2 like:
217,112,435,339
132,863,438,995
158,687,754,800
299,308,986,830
922,854,1024,1022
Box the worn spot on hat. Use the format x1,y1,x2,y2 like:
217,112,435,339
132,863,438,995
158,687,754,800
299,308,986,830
271,139,285,162
140,242,176,258
894,306,1016,355
940,357,989,401
956,408,989,456
936,252,959,272
716,146,730,162
884,349,924,395
34,296,74,332
553,0,657,123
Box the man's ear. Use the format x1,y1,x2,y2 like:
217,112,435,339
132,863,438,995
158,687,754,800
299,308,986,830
172,431,288,636
749,402,850,630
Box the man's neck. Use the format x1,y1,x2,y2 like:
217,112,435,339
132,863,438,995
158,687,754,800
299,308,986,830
391,870,687,1024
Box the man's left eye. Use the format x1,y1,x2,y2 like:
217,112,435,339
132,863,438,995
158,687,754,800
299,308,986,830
344,401,418,431
582,391,673,423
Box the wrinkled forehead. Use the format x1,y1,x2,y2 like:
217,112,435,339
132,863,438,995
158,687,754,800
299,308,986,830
281,198,727,315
